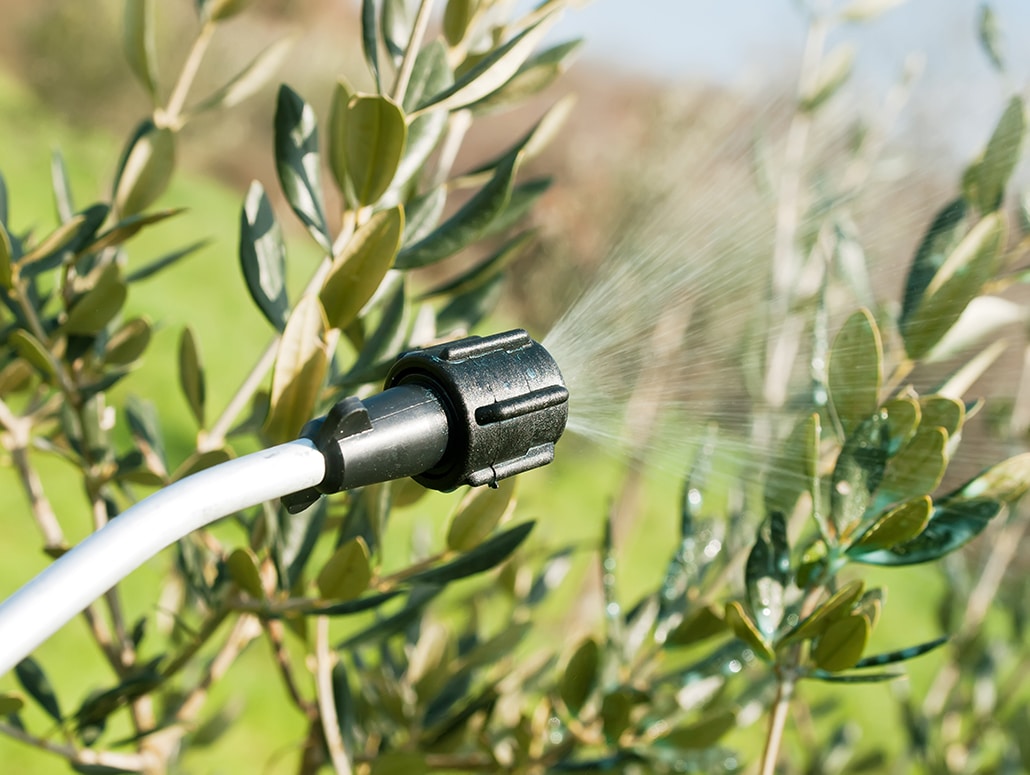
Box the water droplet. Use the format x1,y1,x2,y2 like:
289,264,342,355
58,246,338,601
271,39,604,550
687,488,703,506
727,659,742,674
704,539,722,558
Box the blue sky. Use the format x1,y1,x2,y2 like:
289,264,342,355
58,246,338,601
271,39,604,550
549,0,1030,157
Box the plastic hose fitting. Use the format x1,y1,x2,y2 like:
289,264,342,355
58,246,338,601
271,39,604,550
282,329,568,513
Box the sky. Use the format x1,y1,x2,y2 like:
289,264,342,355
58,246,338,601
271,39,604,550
546,0,1030,158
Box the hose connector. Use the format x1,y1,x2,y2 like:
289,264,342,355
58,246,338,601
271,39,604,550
282,329,568,513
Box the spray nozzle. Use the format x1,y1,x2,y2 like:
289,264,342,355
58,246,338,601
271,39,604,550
282,329,568,513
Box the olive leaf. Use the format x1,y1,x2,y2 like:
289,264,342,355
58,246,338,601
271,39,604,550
560,637,599,715
964,96,1024,212
900,198,968,328
239,181,289,331
828,308,882,436
847,495,932,555
745,512,790,636
724,600,774,661
193,36,295,114
446,476,517,551
812,614,870,672
415,13,559,115
800,44,854,112
178,326,206,428
320,206,404,331
317,537,372,601
829,410,889,541
396,150,523,269
112,120,175,217
264,295,329,444
226,547,265,598
274,85,330,251
123,0,158,99
361,0,381,92
64,264,128,335
406,521,535,586
15,657,63,723
331,93,408,207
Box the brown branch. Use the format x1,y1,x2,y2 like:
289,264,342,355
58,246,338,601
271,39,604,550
266,619,317,718
0,721,146,772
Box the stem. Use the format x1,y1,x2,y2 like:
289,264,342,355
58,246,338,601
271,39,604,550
163,22,216,127
266,619,317,717
391,0,435,104
0,722,146,772
315,616,353,775
760,670,796,775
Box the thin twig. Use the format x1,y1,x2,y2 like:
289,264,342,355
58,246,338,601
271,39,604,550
162,22,216,128
266,619,317,717
760,669,796,775
0,721,146,771
315,616,353,775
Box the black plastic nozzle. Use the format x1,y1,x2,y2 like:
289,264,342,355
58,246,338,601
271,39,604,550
282,329,568,513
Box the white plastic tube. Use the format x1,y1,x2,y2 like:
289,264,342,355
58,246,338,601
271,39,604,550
0,440,325,675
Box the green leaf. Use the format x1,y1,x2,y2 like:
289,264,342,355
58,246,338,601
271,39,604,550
239,181,289,331
0,692,24,715
436,271,505,334
659,709,737,750
9,330,57,380
402,186,447,245
83,207,181,255
0,170,8,225
446,476,516,551
421,231,534,299
853,497,1003,566
126,239,208,283
560,637,598,715
920,395,964,437
19,213,87,265
396,150,522,269
70,763,142,775
443,0,476,45
51,149,75,222
65,264,128,335
724,600,774,661
381,0,413,61
0,221,13,289
394,42,452,191
900,198,968,327
407,521,535,586
123,0,158,99
600,688,637,743
853,635,948,668
828,308,882,435
902,212,1006,359
848,495,932,554
665,605,729,648
361,0,381,92
192,36,293,114
883,396,920,455
328,79,356,199
178,326,206,427
953,452,1030,502
472,41,583,114
877,427,947,505
764,413,820,520
316,537,371,601
812,614,870,672
320,206,403,330
104,317,152,365
415,13,558,114
967,96,1025,212
126,396,166,471
344,94,408,206
800,44,854,112
265,295,329,444
830,410,889,541
15,657,63,722
745,512,790,636
274,85,330,251
781,579,865,645
112,121,175,217
226,547,264,598
979,4,1005,71
0,359,33,397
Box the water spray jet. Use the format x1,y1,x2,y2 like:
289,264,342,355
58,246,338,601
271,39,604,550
0,329,568,675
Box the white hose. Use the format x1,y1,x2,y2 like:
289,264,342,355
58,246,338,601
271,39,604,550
0,440,325,675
